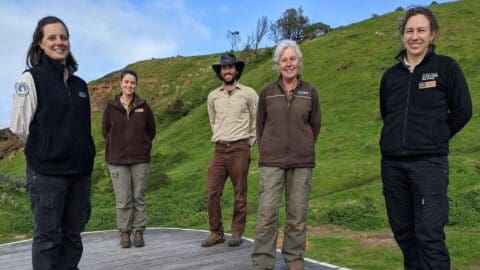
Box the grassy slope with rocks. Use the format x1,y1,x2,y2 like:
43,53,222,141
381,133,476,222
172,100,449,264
1,1,479,269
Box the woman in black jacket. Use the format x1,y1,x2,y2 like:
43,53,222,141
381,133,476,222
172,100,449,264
379,6,472,270
10,16,95,270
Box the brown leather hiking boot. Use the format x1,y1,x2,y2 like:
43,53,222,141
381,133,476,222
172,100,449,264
228,232,243,247
120,231,131,248
288,259,305,270
201,233,225,247
133,230,145,247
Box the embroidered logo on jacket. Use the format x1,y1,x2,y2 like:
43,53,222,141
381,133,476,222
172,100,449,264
422,72,438,81
78,91,87,98
15,82,29,97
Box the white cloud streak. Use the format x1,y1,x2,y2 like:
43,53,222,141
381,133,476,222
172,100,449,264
0,0,212,128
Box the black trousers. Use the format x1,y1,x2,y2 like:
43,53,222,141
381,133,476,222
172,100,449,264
26,166,91,270
381,156,450,270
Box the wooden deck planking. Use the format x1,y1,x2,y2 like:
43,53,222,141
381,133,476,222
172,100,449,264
0,228,348,270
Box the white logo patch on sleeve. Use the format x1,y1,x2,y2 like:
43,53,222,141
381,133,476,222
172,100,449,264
15,82,29,97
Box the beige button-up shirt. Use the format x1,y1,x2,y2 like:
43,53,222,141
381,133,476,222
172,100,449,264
207,82,258,146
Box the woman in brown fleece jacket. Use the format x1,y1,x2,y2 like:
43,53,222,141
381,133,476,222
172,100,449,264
102,70,156,248
251,40,321,270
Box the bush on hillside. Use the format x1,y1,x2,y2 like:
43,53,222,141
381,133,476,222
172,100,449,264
324,196,386,230
1,192,17,208
0,173,24,191
165,95,192,120
449,189,480,227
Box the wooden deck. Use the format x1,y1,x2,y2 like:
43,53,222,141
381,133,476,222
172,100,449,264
0,228,350,270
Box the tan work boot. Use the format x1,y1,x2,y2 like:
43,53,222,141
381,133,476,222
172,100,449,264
288,259,305,270
133,230,145,247
228,232,243,247
201,232,225,247
120,230,131,248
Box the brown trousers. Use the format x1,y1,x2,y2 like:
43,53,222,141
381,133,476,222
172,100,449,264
206,139,250,235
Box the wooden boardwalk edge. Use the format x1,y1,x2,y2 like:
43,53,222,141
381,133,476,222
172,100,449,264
0,227,352,270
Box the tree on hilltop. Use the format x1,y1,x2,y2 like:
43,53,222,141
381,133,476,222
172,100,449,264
270,7,309,42
269,6,331,43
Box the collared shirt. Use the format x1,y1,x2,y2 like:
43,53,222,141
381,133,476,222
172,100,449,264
207,82,258,146
404,57,414,73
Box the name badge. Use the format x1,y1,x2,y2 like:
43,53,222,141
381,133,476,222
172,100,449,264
419,80,437,89
135,108,144,113
295,89,309,96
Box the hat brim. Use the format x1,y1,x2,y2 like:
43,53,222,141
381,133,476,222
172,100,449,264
212,61,245,77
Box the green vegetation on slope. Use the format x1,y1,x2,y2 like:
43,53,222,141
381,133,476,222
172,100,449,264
1,1,479,269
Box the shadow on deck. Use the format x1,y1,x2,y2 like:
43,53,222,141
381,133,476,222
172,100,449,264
0,228,350,270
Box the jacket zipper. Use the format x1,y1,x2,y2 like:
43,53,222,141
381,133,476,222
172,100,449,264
285,93,291,168
125,102,140,164
126,106,131,164
65,80,77,160
402,73,413,147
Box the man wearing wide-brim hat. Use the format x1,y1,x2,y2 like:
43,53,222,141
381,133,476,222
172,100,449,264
202,53,258,248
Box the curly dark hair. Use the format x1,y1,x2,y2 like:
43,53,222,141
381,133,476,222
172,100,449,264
398,6,439,37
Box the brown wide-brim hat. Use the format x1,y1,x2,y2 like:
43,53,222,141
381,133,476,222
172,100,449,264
212,53,245,79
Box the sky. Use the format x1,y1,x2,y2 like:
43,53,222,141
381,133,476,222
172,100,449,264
0,0,454,129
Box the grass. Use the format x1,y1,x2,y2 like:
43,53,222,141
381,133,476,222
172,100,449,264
1,0,479,269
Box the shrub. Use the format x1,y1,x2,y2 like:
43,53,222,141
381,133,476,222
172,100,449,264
0,173,23,188
449,189,480,227
165,95,192,120
1,192,17,208
325,196,386,230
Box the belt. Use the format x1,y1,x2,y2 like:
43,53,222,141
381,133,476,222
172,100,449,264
215,139,248,147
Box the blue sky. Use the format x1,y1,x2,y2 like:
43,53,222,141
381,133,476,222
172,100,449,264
0,0,453,129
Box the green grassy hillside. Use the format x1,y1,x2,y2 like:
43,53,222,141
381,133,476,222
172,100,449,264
1,1,479,269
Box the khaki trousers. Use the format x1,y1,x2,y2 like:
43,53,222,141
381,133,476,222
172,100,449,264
108,163,149,233
252,167,312,270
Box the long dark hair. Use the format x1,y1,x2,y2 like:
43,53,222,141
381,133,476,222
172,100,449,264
26,16,78,69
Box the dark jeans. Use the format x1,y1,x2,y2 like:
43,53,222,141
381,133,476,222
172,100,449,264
381,156,450,270
26,166,91,270
206,139,250,234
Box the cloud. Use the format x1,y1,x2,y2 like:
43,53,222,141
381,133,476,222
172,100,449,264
0,0,212,128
